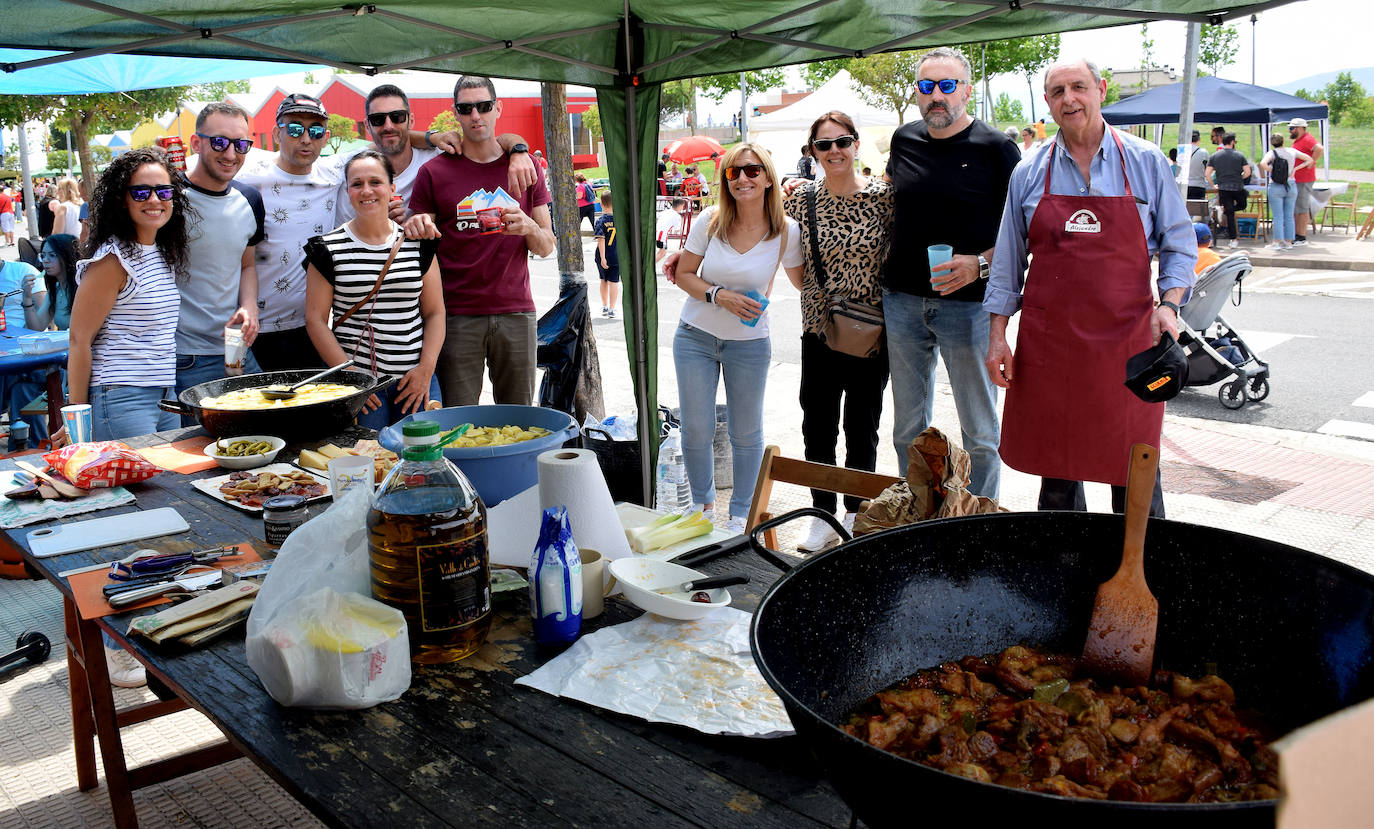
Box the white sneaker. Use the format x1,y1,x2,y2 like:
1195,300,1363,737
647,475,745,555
726,515,748,535
105,645,146,688
1266,242,1284,250
1291,239,1307,247
797,516,840,552
1282,243,1294,250
841,513,856,536
1228,239,1239,249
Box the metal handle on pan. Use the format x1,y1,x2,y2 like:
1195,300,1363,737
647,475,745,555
158,399,193,415
747,507,850,572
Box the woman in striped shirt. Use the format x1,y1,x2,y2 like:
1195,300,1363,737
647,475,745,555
304,150,444,430
66,147,188,442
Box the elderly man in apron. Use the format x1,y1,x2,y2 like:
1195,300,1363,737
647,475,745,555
983,58,1196,517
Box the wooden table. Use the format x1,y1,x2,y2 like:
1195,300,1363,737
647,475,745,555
4,426,851,829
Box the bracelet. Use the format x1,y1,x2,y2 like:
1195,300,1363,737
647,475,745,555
424,129,437,149
1158,300,1182,316
21,301,34,308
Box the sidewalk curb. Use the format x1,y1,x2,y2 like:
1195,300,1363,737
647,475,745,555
1166,412,1374,465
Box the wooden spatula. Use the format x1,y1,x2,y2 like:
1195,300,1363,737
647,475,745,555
1082,443,1159,686
15,460,87,499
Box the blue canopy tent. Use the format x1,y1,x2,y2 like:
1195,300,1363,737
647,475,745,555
1103,75,1331,176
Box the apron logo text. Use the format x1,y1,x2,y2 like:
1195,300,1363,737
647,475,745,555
1064,209,1102,233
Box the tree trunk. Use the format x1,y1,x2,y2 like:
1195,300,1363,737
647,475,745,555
70,110,96,201
1027,74,1037,122
540,82,604,420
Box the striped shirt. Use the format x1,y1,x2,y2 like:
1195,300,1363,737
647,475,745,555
303,223,437,378
75,239,180,387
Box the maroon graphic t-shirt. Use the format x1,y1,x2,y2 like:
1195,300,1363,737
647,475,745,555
410,152,552,315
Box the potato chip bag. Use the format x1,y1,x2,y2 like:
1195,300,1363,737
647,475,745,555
43,441,162,489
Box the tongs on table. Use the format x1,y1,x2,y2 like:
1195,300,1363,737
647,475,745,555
108,545,242,581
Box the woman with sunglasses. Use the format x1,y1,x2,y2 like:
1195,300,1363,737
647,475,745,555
783,112,895,553
672,144,804,533
66,147,189,442
304,150,445,429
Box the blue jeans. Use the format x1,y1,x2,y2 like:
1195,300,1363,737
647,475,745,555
89,384,179,442
883,289,1001,499
356,375,441,431
672,322,770,518
1268,181,1296,242
3,369,50,450
175,352,262,427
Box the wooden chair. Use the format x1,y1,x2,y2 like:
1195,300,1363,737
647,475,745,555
1357,206,1374,241
745,445,901,551
1234,207,1262,241
1320,183,1360,233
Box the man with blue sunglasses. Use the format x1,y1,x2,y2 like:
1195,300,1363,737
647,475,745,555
882,46,1020,499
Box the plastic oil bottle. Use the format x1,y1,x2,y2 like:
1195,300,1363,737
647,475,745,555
368,420,491,664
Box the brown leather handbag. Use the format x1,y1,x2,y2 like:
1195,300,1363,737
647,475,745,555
806,183,884,358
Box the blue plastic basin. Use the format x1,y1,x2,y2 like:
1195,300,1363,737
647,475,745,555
377,405,578,506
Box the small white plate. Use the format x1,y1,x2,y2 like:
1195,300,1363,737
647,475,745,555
202,435,286,470
607,557,732,621
191,463,330,513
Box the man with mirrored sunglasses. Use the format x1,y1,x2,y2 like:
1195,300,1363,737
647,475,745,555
175,101,267,415
882,46,1020,498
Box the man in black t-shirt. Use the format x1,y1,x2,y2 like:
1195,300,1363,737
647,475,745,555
1206,132,1251,248
883,47,1021,498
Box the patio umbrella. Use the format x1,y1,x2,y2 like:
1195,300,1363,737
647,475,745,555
666,136,725,164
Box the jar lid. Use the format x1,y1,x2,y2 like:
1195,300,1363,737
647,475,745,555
263,494,307,511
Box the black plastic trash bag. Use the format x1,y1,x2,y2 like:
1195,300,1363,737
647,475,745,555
536,281,590,415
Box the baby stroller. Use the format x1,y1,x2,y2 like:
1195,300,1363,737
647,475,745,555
1176,252,1271,409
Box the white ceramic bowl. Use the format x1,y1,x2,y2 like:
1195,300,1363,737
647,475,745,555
607,557,733,621
202,435,286,470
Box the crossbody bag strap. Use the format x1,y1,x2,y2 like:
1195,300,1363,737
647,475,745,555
766,222,787,297
805,182,828,291
334,232,405,328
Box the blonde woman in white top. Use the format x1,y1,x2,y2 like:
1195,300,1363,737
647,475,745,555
50,177,85,238
671,143,804,532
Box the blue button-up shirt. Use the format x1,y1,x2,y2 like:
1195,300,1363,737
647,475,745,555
984,123,1196,317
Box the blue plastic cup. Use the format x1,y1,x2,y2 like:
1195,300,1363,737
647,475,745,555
927,244,954,278
741,289,769,327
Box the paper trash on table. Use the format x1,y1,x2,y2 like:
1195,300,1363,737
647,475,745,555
515,607,793,738
0,471,135,529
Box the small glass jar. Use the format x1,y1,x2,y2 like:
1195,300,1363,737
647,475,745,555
263,494,308,547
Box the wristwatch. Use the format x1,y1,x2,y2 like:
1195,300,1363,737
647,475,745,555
424,129,437,148
977,255,990,279
508,142,529,155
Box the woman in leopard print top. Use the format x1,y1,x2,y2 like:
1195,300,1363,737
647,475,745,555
783,110,895,552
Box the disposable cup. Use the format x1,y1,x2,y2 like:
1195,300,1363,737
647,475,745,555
740,289,770,328
578,549,605,619
224,326,248,376
927,244,954,277
328,455,375,500
477,206,503,235
61,403,93,443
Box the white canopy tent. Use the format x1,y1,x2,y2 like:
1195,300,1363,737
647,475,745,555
749,70,902,176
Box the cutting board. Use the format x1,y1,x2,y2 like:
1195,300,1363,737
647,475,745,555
27,507,190,558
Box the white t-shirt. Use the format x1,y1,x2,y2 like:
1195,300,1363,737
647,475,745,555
236,157,343,333
681,207,802,340
655,208,686,245
331,146,443,222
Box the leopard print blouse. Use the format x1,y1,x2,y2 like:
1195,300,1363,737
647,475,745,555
784,178,894,335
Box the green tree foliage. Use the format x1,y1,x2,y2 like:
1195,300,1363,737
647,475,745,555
325,113,357,152
428,109,460,134
696,70,786,103
0,86,189,196
191,79,252,101
968,35,1059,123
44,146,113,171
1103,69,1121,105
993,92,1024,125
660,79,696,131
1293,88,1319,103
800,59,851,90
1345,97,1374,128
845,52,928,123
1323,72,1367,125
1198,24,1240,77
581,104,602,143
1140,24,1155,89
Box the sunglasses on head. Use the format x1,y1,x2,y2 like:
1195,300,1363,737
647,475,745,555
195,133,253,154
279,122,327,140
725,164,765,181
917,78,963,95
127,184,175,202
455,99,496,115
811,135,856,152
367,109,410,127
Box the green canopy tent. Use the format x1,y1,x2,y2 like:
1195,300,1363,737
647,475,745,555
0,0,1295,499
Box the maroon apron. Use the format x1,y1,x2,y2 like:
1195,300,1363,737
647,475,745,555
999,128,1163,486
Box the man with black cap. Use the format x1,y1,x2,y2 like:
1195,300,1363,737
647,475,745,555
235,92,338,370
984,58,1195,517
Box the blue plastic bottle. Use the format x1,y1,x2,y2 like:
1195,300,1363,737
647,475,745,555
740,289,769,327
529,506,583,644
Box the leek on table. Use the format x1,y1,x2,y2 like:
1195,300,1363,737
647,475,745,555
625,511,713,554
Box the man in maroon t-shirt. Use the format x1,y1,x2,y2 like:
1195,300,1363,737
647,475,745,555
407,75,555,407
1288,117,1324,245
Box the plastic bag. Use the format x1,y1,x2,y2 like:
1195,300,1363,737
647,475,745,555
583,411,638,441
245,487,411,709
43,441,161,489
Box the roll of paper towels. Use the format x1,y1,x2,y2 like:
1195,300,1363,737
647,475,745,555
537,449,632,561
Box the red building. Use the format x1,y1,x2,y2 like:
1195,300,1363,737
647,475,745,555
236,74,599,168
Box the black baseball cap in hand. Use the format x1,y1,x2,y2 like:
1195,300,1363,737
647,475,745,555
1124,332,1189,403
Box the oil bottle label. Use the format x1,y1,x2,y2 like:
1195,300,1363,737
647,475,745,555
415,536,491,632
